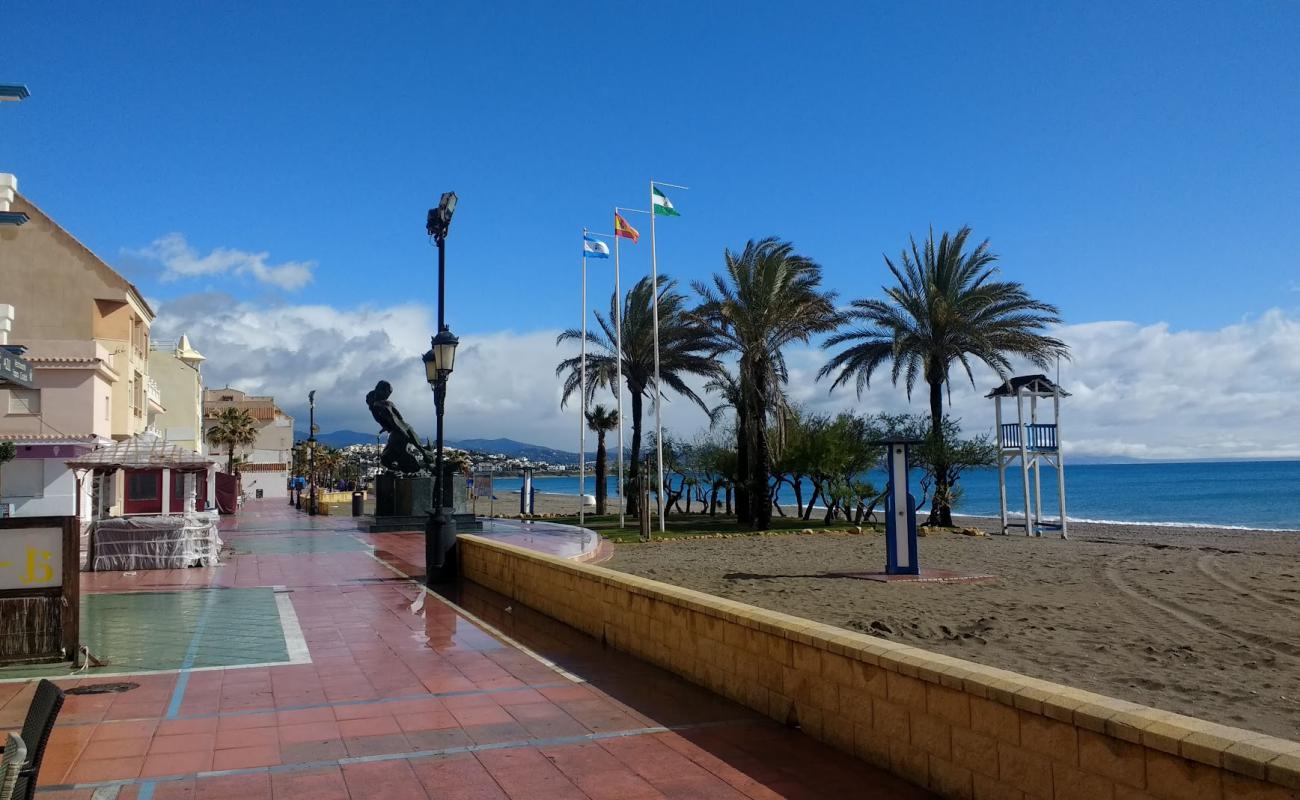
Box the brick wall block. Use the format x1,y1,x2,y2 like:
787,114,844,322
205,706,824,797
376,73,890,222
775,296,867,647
1145,748,1223,800
972,697,1021,745
997,741,1054,799
1079,729,1147,790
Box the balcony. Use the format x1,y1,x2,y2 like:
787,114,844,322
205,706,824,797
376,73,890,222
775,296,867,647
146,377,165,413
1000,423,1058,451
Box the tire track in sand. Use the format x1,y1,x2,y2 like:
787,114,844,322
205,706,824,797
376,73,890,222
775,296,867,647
1196,554,1299,614
1103,555,1300,658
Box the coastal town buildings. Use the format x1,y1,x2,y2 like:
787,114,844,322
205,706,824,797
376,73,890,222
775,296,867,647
147,335,206,453
203,387,293,498
0,192,164,519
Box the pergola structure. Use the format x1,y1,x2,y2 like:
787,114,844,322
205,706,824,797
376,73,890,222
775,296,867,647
988,374,1070,538
65,433,216,519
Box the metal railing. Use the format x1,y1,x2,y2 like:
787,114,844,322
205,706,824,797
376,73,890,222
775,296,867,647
1000,423,1057,450
146,377,162,407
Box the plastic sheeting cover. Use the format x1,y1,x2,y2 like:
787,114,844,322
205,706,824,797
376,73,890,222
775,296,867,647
92,512,222,571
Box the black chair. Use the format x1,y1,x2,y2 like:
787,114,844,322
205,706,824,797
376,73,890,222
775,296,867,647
11,680,64,800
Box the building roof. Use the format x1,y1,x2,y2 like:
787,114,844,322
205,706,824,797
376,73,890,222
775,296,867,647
4,434,105,444
14,194,156,321
175,334,205,362
985,374,1071,398
240,462,289,473
65,433,216,470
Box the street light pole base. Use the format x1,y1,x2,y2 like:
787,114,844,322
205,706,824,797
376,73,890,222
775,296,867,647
425,506,459,585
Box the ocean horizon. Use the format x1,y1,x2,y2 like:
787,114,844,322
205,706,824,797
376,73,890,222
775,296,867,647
472,459,1300,532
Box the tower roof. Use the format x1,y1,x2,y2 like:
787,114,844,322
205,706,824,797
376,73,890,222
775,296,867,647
176,334,206,363
985,374,1070,398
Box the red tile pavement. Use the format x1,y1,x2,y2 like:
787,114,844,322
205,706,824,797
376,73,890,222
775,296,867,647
1,500,932,799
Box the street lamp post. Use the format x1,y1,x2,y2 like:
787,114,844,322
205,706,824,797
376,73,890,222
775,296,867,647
307,390,317,515
423,192,460,584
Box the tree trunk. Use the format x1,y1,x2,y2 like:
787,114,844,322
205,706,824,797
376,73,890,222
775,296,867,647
627,391,643,517
228,442,235,475
751,414,772,531
793,477,804,518
734,410,750,525
928,375,954,527
594,431,608,514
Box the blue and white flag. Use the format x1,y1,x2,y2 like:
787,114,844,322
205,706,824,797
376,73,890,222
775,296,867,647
582,234,610,258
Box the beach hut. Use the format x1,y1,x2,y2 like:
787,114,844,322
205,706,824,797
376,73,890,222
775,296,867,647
987,375,1069,537
65,434,221,570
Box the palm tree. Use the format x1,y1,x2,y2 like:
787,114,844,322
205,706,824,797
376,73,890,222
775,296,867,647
557,275,718,516
704,369,752,524
694,238,843,530
585,404,619,514
206,407,259,474
819,226,1068,525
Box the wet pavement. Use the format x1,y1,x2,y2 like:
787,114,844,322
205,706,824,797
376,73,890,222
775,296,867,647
0,500,930,799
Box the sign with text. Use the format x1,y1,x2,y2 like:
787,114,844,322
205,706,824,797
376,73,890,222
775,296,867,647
0,350,34,388
0,526,63,590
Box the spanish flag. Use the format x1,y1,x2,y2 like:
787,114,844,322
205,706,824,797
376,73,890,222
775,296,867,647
614,213,640,243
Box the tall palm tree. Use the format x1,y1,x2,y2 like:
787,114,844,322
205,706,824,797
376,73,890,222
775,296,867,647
694,238,843,530
819,226,1068,525
206,407,259,474
584,404,619,514
557,275,719,516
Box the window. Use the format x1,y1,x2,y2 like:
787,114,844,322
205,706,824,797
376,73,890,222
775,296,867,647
7,388,40,415
105,395,110,421
132,371,143,416
127,471,159,500
0,459,43,498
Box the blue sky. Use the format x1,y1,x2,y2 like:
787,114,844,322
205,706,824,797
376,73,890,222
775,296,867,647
5,2,1300,456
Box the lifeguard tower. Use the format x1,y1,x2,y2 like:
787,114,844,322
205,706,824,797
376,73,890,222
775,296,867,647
988,374,1069,537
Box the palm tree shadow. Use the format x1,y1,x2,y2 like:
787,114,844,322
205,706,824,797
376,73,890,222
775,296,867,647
723,571,878,581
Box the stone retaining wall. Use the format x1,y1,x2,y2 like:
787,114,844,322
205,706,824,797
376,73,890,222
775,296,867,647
459,534,1300,800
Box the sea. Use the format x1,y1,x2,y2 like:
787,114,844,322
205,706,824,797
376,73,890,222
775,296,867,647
477,460,1300,531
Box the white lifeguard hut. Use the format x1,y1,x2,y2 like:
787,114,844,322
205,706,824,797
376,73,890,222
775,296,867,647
988,374,1069,537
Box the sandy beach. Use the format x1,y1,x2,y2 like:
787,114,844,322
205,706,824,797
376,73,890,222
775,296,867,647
604,518,1300,740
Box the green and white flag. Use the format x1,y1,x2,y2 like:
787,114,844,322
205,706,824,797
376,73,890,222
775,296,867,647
652,186,680,217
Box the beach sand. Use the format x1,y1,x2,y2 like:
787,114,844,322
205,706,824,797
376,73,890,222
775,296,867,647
605,518,1300,740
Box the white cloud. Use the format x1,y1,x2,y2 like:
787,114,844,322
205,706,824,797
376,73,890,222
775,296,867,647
131,233,315,291
152,295,1300,460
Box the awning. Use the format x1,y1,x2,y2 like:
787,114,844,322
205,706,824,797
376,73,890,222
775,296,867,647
65,434,217,470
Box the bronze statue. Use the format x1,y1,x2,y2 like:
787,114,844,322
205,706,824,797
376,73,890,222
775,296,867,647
366,380,435,474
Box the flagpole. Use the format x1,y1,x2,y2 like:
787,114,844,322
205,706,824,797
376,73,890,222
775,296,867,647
579,228,587,526
648,183,687,533
614,208,649,531
612,210,625,529
648,181,665,532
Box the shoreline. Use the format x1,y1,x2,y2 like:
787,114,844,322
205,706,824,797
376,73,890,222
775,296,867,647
489,489,1300,534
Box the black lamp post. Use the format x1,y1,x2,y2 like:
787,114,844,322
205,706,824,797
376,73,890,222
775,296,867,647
423,192,460,584
307,390,317,515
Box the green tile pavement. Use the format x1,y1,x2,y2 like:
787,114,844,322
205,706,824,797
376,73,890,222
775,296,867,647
0,587,295,680
227,534,372,555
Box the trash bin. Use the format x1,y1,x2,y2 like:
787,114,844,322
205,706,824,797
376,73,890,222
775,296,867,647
351,491,363,517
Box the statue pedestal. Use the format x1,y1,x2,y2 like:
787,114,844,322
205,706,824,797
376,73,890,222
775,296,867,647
366,474,479,533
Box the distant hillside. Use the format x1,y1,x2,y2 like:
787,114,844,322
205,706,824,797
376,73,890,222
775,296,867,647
447,437,594,463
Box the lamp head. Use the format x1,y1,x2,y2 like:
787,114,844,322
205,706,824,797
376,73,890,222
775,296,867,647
423,326,460,386
426,191,458,240
0,84,30,102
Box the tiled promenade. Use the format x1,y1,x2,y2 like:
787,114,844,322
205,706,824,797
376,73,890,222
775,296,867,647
0,500,930,799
